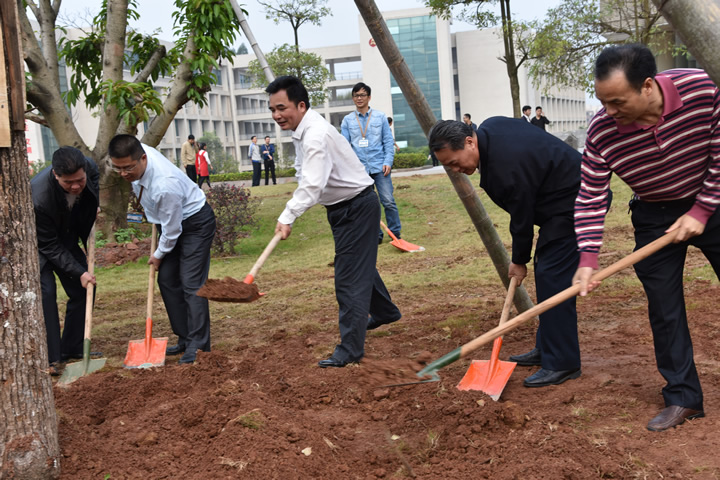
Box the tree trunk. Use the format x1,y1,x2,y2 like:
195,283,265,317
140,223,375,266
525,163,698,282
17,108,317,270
651,0,720,87
500,0,521,118
353,0,537,314
0,0,61,477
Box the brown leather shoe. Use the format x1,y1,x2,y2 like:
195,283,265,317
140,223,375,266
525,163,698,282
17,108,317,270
646,405,704,432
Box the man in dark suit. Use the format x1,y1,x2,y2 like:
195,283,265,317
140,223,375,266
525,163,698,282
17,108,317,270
31,147,100,375
429,118,605,387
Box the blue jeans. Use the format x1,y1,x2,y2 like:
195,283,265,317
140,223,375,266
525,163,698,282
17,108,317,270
371,171,401,239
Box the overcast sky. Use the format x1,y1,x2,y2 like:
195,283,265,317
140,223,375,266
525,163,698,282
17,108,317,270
58,0,561,51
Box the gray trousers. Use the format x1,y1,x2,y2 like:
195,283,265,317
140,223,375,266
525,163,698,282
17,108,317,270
157,202,216,352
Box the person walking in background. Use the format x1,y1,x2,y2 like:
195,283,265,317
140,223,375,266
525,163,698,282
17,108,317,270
531,106,551,130
387,117,400,153
521,105,532,123
267,75,401,368
31,146,100,375
249,135,262,186
463,113,477,130
195,142,212,190
261,135,277,185
429,118,594,389
573,44,720,432
181,134,198,183
109,135,216,365
341,82,402,243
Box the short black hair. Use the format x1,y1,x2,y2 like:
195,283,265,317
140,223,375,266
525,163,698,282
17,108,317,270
463,113,471,119
52,146,87,176
265,75,311,109
264,135,270,140
251,135,257,141
595,43,657,91
535,106,542,111
387,117,393,125
198,142,207,150
188,134,195,140
522,105,531,113
428,120,474,152
108,134,145,161
352,82,371,96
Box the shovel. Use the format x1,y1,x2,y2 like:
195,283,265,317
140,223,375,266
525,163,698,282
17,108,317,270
123,224,168,368
380,221,424,252
390,230,678,387
58,224,107,384
197,233,282,303
456,277,518,400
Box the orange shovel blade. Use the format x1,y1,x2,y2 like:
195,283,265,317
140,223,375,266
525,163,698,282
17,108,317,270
457,338,516,401
390,238,425,253
123,317,168,368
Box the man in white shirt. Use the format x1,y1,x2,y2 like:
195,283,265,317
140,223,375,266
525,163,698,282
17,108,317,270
266,75,401,368
249,135,262,186
109,135,217,365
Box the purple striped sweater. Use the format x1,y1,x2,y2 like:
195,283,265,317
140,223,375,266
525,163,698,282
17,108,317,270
576,69,720,269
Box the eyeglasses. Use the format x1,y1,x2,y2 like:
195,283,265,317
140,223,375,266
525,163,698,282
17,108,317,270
352,93,368,98
111,162,139,174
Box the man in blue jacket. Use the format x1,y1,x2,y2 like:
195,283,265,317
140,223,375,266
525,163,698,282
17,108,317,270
428,118,605,388
32,147,100,375
341,82,401,243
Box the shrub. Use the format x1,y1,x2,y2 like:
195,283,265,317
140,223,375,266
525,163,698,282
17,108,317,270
209,168,296,183
394,152,427,169
204,185,259,254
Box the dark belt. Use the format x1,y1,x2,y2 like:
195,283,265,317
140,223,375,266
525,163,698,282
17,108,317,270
635,197,696,211
325,185,374,212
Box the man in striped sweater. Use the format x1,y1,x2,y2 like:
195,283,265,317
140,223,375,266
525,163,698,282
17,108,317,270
573,44,720,432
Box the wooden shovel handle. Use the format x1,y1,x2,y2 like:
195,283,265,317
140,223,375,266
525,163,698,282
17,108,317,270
498,277,517,328
83,224,96,341
147,224,157,319
379,221,400,242
245,233,282,283
459,230,678,358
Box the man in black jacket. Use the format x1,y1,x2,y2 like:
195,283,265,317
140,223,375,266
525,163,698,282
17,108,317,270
429,118,598,387
31,147,100,374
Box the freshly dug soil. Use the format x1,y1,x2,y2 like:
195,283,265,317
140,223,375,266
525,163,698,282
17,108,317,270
197,277,261,303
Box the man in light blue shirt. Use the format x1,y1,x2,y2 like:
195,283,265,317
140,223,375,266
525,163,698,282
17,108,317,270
341,82,401,243
109,135,216,365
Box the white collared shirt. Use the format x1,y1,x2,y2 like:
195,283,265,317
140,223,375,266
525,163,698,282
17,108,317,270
133,144,206,259
278,109,374,225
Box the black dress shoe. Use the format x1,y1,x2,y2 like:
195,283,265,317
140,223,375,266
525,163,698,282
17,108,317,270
647,405,704,432
523,368,581,387
318,356,357,368
367,315,401,330
61,351,102,361
166,344,186,356
378,238,384,245
49,362,63,376
509,348,542,366
178,350,197,364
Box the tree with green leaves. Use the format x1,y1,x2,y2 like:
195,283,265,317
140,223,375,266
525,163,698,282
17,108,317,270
427,0,533,118
258,0,332,52
247,44,331,106
528,0,668,94
20,0,242,232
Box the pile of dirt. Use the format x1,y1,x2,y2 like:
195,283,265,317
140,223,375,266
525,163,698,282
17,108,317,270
197,277,261,303
95,238,152,267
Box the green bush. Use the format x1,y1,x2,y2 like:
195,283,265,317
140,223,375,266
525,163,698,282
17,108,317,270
209,168,296,183
394,152,427,169
204,184,259,254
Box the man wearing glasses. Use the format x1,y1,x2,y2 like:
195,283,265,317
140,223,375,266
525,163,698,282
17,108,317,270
341,82,401,244
108,135,216,365
31,147,100,375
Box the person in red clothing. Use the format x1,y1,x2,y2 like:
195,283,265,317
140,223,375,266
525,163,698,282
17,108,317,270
195,142,212,189
573,44,720,432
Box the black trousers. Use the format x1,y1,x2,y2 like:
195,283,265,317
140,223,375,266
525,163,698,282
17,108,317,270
185,165,197,183
251,162,261,186
198,176,211,189
631,200,720,411
326,187,401,362
264,159,276,185
533,233,581,371
40,254,89,364
157,202,216,352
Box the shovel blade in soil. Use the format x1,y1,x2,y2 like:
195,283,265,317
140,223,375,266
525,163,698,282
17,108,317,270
457,358,516,401
57,358,107,385
389,238,425,253
123,336,169,369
